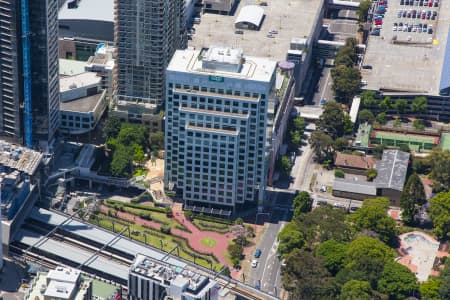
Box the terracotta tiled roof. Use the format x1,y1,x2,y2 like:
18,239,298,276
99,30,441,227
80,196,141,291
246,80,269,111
335,152,377,170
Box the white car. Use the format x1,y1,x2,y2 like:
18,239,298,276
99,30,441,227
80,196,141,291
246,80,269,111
251,259,258,268
320,185,327,192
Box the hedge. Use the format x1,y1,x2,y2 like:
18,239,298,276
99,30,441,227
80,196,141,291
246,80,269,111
192,213,233,225
106,200,166,213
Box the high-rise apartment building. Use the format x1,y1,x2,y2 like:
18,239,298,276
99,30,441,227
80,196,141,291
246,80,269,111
165,47,278,211
0,0,60,149
114,0,186,122
128,254,219,300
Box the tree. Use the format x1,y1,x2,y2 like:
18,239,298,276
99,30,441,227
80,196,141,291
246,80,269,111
439,260,450,299
365,168,377,181
400,173,426,224
309,130,334,162
149,131,164,151
373,144,385,160
420,279,441,300
394,99,408,114
428,191,450,239
378,96,392,112
110,145,133,177
334,137,348,151
393,118,402,128
184,210,193,221
277,156,292,174
343,114,354,135
317,101,346,138
347,197,398,245
345,237,396,285
358,109,375,123
293,191,313,219
376,112,387,124
399,143,410,153
103,116,122,140
428,149,450,192
316,239,348,275
377,262,419,300
117,123,147,147
227,243,243,265
298,205,353,247
132,144,146,165
340,280,372,300
356,0,371,22
360,90,377,108
413,119,425,131
331,65,362,103
277,222,306,257
411,96,428,114
281,249,335,300
292,116,306,133
290,130,302,148
246,225,255,237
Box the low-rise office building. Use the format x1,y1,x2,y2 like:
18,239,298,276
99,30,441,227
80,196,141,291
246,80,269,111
59,70,107,135
25,267,92,300
128,254,220,300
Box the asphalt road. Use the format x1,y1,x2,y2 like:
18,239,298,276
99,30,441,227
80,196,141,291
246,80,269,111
246,206,288,297
311,62,334,106
290,130,314,191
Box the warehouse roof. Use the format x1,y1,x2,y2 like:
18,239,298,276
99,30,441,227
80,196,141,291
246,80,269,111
333,178,377,195
374,150,410,191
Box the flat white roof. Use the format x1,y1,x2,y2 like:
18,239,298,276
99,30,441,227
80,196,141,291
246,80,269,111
47,267,80,284
59,0,114,23
167,48,276,82
59,59,87,76
44,280,76,299
60,72,101,93
235,5,264,27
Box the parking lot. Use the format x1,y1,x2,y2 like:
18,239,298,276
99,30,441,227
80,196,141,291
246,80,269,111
362,0,450,95
372,0,440,42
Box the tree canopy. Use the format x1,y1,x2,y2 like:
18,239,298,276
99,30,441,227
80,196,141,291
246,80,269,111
331,65,362,103
309,130,334,162
411,96,428,114
316,239,349,275
358,109,375,123
293,191,313,219
347,197,398,245
400,173,426,224
340,280,373,300
427,148,450,192
377,262,419,300
420,279,441,300
428,191,450,239
317,101,346,138
103,116,122,140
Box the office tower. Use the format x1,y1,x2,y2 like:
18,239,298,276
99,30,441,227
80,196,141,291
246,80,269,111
128,254,219,300
165,47,277,211
115,0,185,110
0,0,60,149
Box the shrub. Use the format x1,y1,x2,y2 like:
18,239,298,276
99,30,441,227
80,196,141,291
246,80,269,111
334,169,345,178
160,225,171,234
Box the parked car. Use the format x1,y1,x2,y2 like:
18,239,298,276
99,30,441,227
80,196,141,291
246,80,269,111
254,249,262,258
251,259,258,268
319,98,327,106
320,185,327,192
317,200,328,206
350,206,359,212
362,65,373,69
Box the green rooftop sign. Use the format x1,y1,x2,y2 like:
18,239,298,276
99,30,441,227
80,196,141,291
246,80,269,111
209,75,224,82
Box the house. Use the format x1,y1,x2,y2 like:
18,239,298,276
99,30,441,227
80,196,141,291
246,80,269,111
334,152,377,175
332,150,410,206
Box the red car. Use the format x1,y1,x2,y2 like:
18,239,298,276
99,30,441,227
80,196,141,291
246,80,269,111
375,20,383,25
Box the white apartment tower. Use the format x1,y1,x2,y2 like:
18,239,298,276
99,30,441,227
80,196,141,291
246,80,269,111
165,47,277,211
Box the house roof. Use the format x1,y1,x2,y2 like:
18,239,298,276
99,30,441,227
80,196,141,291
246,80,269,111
335,152,376,170
374,150,410,191
333,178,377,195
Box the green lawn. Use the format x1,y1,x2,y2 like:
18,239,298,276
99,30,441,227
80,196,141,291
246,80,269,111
200,237,217,248
90,213,222,271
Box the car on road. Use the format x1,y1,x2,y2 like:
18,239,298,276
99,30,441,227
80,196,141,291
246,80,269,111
362,65,373,69
251,259,258,268
317,200,328,206
320,185,327,192
333,203,346,209
290,152,296,164
254,249,262,258
319,98,327,106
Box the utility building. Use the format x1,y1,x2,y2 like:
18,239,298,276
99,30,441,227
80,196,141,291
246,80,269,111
0,0,60,150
